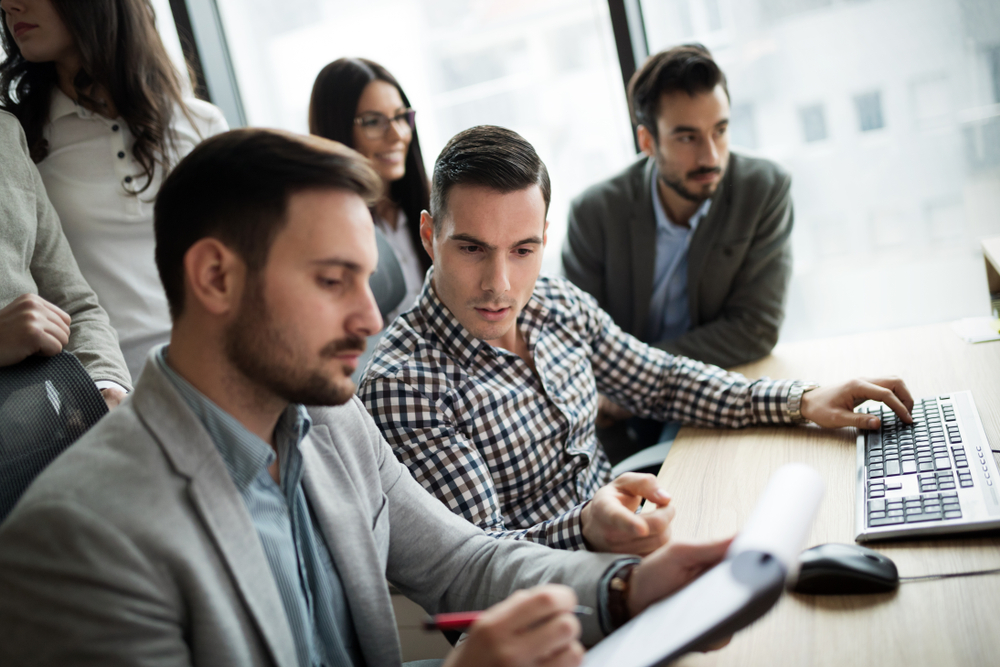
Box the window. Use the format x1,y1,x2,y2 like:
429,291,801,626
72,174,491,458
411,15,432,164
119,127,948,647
211,0,637,274
799,104,827,142
854,90,884,132
636,0,1000,342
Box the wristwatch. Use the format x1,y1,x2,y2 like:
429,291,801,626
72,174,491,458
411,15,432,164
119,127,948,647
788,382,820,423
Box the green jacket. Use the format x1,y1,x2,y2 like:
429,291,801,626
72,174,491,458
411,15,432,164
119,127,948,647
562,152,793,369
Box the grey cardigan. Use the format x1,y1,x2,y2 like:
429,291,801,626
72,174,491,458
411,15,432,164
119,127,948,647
0,355,622,666
0,109,131,388
562,153,793,369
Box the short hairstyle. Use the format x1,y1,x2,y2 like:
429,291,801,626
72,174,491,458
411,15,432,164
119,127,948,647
429,125,550,231
154,129,382,319
628,43,730,139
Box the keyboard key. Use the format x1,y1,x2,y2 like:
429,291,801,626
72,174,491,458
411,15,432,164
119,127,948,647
944,510,963,519
905,513,941,523
886,481,902,490
870,517,905,527
887,461,901,476
868,499,886,512
936,458,951,470
901,461,917,474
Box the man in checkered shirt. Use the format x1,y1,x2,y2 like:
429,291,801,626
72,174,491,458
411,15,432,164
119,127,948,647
358,125,913,555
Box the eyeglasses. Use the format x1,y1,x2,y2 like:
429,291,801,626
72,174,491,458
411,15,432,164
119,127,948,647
353,109,416,140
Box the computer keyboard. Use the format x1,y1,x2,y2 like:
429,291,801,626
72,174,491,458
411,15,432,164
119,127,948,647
855,391,1000,542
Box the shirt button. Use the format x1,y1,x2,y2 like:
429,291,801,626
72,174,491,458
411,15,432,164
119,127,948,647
117,151,125,159
111,124,119,131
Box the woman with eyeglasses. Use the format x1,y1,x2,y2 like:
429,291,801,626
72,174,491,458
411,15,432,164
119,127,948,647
0,0,228,380
309,58,431,322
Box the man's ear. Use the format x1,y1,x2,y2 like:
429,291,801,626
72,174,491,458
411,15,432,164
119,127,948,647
637,124,656,158
419,210,435,261
182,238,246,317
542,219,549,247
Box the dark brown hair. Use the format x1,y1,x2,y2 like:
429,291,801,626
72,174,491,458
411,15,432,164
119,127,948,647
154,129,383,319
628,43,729,139
309,57,431,273
430,125,550,232
0,0,190,193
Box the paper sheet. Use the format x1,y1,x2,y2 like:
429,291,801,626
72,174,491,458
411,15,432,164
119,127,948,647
582,463,824,667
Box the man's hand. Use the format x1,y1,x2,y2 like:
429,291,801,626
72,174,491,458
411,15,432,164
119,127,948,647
595,394,634,429
443,585,584,667
0,294,71,367
100,386,127,410
627,537,734,618
581,473,675,555
800,377,914,429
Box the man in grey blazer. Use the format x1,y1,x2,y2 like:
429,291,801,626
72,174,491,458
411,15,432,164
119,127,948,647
0,129,734,666
562,44,792,371
0,109,131,405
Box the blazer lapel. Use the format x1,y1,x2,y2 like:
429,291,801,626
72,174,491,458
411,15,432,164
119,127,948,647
301,424,401,667
686,155,735,326
630,158,658,337
132,366,299,667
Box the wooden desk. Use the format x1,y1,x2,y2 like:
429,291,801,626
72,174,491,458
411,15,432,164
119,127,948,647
656,323,1000,667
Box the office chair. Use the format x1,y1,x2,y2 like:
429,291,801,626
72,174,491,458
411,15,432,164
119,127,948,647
0,352,108,522
353,226,408,384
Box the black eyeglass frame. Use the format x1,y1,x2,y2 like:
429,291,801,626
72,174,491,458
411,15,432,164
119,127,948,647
353,109,416,139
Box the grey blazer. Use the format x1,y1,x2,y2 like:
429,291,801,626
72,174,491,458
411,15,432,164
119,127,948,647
0,356,622,666
562,153,793,369
0,110,131,389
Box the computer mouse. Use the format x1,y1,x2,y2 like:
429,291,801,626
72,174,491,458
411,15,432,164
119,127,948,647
791,543,899,594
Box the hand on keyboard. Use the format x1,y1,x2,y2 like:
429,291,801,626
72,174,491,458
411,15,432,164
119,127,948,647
800,377,914,429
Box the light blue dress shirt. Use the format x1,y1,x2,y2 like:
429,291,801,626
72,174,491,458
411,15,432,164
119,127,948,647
646,168,712,343
155,347,363,667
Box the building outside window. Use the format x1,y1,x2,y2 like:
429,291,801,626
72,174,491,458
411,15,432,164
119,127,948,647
211,0,637,274
638,0,1000,342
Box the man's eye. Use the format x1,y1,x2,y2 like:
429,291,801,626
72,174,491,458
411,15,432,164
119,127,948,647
460,245,481,254
319,277,343,287
515,248,534,257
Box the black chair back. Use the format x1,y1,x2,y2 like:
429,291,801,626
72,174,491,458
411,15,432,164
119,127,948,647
353,227,409,384
0,352,107,521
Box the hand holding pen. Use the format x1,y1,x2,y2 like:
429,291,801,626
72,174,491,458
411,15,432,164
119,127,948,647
439,584,587,667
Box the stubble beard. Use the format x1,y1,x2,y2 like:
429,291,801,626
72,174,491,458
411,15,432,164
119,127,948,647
224,276,365,407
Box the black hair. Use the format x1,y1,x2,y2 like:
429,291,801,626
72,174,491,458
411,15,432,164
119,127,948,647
309,57,431,273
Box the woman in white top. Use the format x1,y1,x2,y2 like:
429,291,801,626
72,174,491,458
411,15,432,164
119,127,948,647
0,0,227,379
309,58,431,322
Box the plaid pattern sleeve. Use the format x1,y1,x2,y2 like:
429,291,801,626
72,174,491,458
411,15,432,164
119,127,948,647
358,372,589,549
557,281,799,427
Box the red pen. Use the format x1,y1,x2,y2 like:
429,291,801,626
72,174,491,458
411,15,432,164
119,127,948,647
423,605,594,632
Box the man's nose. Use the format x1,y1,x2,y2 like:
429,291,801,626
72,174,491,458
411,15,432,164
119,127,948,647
481,255,510,295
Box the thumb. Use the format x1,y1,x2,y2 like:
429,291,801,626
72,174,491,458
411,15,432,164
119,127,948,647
854,412,880,430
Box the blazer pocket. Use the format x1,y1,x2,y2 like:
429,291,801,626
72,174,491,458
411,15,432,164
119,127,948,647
714,236,752,259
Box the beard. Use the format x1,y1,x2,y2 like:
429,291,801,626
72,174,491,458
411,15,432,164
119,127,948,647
224,276,366,407
658,166,722,204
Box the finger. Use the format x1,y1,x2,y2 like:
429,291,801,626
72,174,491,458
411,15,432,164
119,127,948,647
863,381,912,424
517,610,581,662
613,473,672,506
33,329,66,357
600,498,650,537
36,297,72,327
868,377,914,417
499,586,577,635
539,639,585,667
640,504,676,536
672,537,733,570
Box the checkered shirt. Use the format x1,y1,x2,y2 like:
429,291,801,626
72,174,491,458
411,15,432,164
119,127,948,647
359,273,800,550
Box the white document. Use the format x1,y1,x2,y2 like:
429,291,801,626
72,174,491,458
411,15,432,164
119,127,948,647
583,463,825,667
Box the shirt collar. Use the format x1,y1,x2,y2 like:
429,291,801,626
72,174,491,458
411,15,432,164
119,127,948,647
154,346,312,493
651,166,712,234
414,267,549,366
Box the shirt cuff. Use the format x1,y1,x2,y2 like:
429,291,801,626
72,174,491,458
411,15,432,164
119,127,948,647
94,380,128,393
749,378,800,425
546,503,589,551
597,557,642,635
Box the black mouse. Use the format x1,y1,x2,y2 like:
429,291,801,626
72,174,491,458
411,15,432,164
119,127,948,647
791,543,899,594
